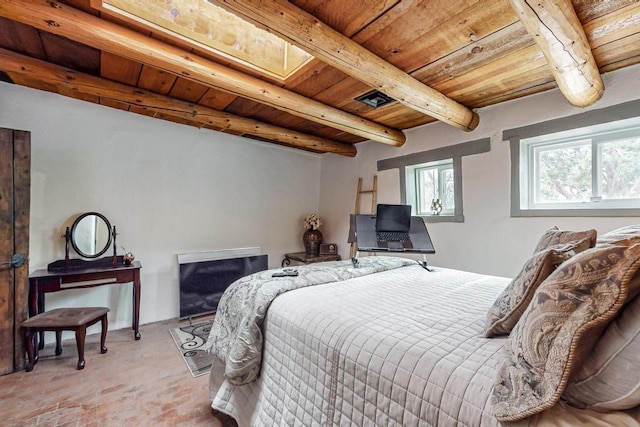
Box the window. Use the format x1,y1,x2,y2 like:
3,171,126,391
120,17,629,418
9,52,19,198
407,159,455,216
516,115,640,214
377,137,490,223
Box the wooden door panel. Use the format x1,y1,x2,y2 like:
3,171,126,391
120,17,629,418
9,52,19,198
0,128,15,375
0,128,30,375
12,130,30,372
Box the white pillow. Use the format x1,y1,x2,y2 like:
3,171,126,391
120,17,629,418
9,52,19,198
563,286,640,410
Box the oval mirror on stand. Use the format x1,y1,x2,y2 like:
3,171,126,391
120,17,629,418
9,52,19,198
70,212,113,258
47,211,121,272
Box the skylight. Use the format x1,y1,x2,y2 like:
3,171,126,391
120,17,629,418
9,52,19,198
96,0,313,81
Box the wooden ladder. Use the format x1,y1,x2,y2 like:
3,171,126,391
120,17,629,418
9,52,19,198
350,176,377,258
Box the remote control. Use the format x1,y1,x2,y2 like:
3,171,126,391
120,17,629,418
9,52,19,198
272,269,299,277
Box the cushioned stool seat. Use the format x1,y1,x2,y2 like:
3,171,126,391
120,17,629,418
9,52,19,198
22,307,109,371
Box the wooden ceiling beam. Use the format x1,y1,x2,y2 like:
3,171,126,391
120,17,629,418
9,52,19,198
509,0,604,107
0,0,403,147
0,48,357,157
208,0,479,132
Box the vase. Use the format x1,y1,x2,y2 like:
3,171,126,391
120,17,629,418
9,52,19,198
303,228,323,256
431,198,442,215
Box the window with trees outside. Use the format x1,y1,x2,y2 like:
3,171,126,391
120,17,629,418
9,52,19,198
378,137,490,223
407,160,455,216
519,116,640,213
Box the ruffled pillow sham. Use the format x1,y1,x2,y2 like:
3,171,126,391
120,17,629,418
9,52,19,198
561,224,640,410
596,224,640,247
484,238,590,337
533,226,597,253
492,243,640,422
563,288,640,410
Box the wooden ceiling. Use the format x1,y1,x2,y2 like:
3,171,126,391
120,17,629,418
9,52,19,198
0,0,639,157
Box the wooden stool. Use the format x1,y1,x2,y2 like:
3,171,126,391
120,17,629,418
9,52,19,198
22,307,109,371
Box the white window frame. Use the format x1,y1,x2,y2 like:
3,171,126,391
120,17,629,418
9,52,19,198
506,100,640,217
407,159,455,216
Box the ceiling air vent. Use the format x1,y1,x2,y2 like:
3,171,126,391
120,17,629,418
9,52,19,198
355,90,395,108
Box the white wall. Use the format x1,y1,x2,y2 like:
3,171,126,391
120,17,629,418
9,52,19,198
319,63,640,278
0,82,322,335
3,63,640,336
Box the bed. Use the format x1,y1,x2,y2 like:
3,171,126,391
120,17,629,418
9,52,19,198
207,226,640,426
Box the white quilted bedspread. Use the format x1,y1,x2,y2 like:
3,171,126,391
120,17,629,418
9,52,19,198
209,263,640,426
206,256,414,385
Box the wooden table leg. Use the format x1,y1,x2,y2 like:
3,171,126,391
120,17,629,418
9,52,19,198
75,325,86,370
100,313,108,354
24,328,34,372
37,292,45,350
55,331,63,356
282,255,291,267
133,269,141,340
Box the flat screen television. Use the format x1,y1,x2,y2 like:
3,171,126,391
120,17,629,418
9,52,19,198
179,254,268,319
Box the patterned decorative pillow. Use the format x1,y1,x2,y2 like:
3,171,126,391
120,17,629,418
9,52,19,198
563,273,640,410
492,243,640,422
597,224,640,247
533,226,597,253
484,239,591,337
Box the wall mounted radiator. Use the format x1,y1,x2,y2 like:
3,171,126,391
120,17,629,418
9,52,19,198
177,247,267,319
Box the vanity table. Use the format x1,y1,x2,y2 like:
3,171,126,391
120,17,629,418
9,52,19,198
29,259,142,341
27,212,142,349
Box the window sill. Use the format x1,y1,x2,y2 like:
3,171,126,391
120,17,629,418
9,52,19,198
421,214,464,223
511,207,640,217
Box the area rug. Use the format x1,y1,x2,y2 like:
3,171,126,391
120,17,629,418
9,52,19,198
169,321,213,377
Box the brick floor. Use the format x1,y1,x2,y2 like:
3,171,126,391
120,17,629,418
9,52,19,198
0,317,236,427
